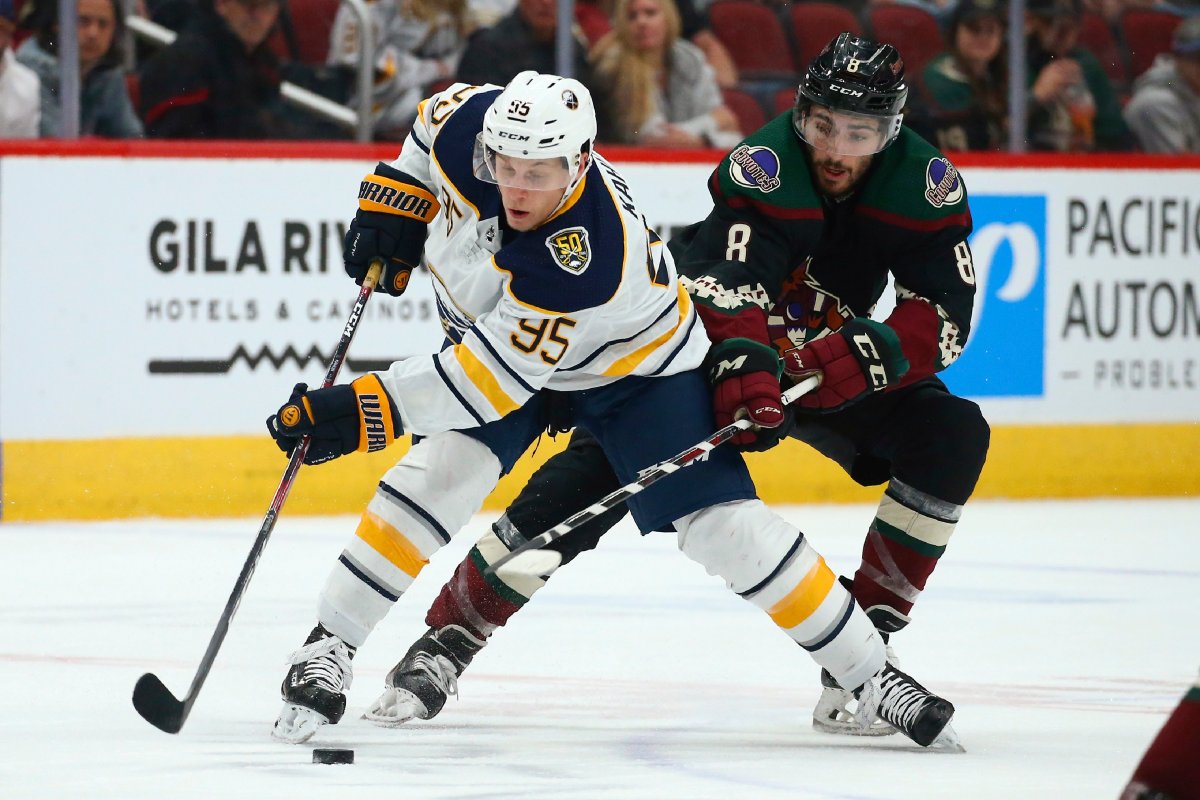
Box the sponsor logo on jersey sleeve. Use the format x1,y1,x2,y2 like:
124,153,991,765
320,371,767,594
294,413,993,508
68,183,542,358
728,145,782,193
545,227,592,274
924,158,964,207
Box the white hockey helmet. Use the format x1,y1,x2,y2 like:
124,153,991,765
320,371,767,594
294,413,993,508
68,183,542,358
473,71,597,195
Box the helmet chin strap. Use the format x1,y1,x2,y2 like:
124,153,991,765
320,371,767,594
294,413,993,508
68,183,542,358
548,151,591,219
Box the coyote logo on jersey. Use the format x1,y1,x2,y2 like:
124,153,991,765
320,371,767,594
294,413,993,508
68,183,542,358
767,258,854,350
546,227,592,274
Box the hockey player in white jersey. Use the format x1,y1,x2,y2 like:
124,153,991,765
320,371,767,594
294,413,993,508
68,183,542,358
265,71,959,748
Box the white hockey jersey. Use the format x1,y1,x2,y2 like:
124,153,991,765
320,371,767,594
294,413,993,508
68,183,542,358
375,83,709,436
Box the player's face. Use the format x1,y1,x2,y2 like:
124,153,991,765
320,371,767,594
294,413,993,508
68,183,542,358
797,105,883,197
495,154,575,231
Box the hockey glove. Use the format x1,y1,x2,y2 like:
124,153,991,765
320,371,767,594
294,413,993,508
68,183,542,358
343,162,440,297
266,376,402,465
782,318,910,413
706,338,789,451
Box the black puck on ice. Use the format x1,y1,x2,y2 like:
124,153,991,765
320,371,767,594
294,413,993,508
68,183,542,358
312,748,354,765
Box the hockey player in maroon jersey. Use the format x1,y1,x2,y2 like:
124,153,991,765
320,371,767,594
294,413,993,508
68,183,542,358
1121,670,1200,800
368,34,989,739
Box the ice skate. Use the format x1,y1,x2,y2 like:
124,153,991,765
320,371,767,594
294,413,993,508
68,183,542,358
272,624,356,744
855,661,962,751
364,625,485,727
813,639,900,737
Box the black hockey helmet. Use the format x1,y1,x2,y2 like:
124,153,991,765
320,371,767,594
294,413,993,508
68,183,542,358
793,33,909,155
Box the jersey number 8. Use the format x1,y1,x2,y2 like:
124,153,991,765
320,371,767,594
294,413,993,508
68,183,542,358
726,223,751,262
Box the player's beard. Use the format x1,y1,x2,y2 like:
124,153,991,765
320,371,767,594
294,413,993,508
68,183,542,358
810,153,870,200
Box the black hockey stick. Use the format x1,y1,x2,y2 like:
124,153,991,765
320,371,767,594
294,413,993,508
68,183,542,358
132,261,384,734
485,374,822,577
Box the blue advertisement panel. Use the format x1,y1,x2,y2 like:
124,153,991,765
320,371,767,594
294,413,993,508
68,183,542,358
941,194,1046,399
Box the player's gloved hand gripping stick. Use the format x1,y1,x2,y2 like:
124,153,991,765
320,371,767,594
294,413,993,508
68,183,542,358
486,373,822,578
132,261,385,734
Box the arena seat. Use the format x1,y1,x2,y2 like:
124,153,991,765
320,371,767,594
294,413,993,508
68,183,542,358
1079,11,1129,90
786,1,862,72
722,87,768,135
865,4,943,78
708,0,797,80
1120,9,1183,80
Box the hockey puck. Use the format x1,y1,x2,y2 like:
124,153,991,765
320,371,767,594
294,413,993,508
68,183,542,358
312,748,354,765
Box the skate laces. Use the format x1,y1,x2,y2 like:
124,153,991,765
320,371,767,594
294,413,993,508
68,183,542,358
875,666,929,730
286,635,354,692
407,651,460,700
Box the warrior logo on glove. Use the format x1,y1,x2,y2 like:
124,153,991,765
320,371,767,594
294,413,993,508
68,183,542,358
267,376,403,465
280,405,304,428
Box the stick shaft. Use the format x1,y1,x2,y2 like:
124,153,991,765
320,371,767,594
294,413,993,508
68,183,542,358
138,261,383,730
485,374,820,576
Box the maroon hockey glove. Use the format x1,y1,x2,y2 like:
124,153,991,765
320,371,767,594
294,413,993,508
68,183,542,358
782,318,910,413
706,338,788,451
344,162,440,297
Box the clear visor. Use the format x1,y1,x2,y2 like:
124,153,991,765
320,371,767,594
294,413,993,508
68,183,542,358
472,133,575,191
795,106,901,157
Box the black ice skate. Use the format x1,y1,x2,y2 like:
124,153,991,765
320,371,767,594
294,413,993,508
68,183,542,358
272,624,356,744
363,625,485,727
854,661,961,750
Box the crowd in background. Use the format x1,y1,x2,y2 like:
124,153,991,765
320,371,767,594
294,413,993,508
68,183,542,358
0,0,1197,151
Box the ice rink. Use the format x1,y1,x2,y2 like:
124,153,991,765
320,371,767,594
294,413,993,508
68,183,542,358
2,497,1197,799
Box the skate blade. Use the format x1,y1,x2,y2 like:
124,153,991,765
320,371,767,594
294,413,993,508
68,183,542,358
812,716,899,737
271,703,329,744
362,687,427,728
927,722,966,754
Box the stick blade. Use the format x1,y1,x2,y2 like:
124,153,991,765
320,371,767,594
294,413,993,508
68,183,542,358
133,672,187,734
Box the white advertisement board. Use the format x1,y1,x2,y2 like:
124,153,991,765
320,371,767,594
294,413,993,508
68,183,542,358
1,156,1197,441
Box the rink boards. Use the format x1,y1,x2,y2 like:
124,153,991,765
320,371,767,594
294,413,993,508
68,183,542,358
1,143,1198,520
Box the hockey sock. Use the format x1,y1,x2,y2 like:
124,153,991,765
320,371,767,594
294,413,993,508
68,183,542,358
1124,673,1200,798
426,516,558,639
317,433,501,647
852,478,961,624
676,499,885,691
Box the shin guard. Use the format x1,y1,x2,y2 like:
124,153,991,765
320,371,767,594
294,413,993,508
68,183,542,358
853,478,962,626
425,514,560,639
318,433,501,646
676,499,885,691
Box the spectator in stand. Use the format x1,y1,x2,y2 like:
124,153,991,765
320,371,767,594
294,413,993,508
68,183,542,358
0,0,39,137
1123,15,1200,152
455,0,596,86
140,0,309,138
590,0,741,147
919,0,1008,150
15,0,143,137
326,0,470,140
1024,0,1131,151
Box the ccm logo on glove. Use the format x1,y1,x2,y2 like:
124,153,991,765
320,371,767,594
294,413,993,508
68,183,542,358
705,338,790,452
783,318,909,412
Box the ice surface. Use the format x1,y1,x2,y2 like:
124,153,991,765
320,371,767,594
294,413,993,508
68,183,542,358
2,498,1196,799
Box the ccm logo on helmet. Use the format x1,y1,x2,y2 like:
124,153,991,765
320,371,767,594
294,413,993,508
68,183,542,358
829,85,864,96
498,131,531,141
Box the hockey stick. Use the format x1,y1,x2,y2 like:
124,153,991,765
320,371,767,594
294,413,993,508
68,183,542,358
132,261,385,734
484,374,822,577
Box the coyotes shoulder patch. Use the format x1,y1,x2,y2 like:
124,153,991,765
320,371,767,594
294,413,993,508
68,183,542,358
924,158,964,207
